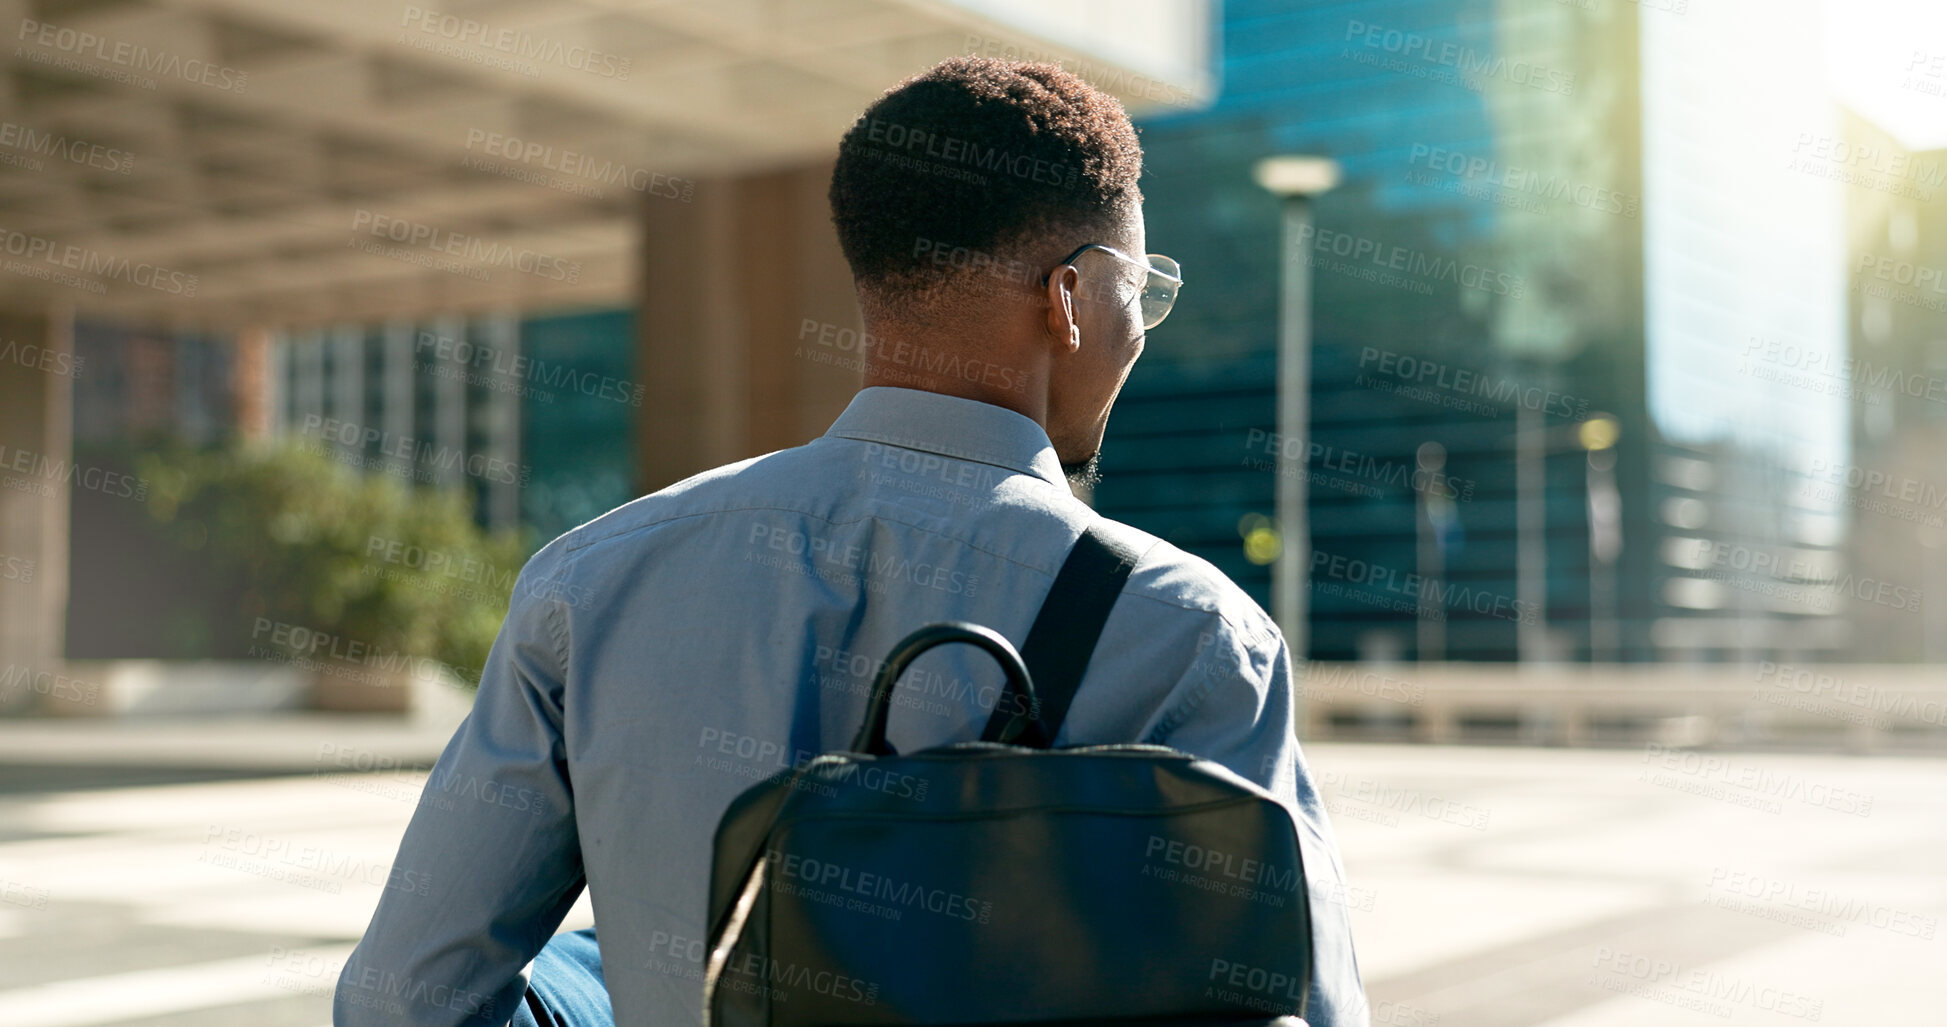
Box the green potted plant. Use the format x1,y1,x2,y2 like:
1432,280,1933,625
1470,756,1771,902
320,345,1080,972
141,441,525,710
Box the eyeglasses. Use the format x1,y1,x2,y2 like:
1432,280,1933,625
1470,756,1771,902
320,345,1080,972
1044,243,1184,330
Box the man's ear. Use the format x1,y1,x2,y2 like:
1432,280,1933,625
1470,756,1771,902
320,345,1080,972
1044,265,1082,354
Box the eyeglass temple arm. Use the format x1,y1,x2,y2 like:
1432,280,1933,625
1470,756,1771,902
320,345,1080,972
1041,244,1181,285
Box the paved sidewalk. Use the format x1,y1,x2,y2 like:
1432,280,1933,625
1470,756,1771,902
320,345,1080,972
0,764,590,1025
0,685,471,786
1337,744,1947,1026
0,742,1941,1025
0,712,461,773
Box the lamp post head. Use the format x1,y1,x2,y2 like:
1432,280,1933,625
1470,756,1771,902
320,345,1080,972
1578,414,1620,451
1254,155,1341,197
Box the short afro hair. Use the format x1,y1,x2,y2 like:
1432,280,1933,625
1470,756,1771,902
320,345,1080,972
828,57,1143,306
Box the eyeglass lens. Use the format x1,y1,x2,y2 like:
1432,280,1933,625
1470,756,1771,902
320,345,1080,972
1141,255,1181,329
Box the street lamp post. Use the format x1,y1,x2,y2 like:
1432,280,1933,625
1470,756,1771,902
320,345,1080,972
1415,441,1450,661
1505,412,1621,662
1585,437,1623,661
1254,156,1340,695
1516,396,1547,662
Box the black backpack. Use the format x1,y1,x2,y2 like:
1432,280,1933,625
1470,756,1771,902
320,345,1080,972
703,523,1315,1027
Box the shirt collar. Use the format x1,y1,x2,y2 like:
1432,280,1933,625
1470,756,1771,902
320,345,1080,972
823,387,1069,489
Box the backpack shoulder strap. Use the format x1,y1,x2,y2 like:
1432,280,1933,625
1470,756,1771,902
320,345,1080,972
981,520,1149,747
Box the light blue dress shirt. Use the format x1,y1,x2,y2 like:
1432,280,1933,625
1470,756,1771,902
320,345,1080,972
337,386,1367,1026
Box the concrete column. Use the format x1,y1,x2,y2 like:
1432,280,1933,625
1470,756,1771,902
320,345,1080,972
265,331,289,436
636,159,860,493
483,313,521,530
290,328,324,431
381,320,416,480
430,315,466,489
233,326,274,441
382,321,415,444
0,307,72,712
329,324,364,453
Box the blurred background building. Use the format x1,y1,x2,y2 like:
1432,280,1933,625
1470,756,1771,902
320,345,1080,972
1098,0,1947,675
0,0,1216,708
4,0,1947,733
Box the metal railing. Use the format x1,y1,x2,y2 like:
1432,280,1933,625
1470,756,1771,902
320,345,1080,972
1298,662,1947,751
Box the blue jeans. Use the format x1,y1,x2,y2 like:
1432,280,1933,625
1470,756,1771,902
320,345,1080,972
509,928,614,1027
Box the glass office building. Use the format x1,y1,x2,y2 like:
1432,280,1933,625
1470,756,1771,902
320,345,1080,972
1100,0,1900,664
1101,1,1649,662
264,310,635,546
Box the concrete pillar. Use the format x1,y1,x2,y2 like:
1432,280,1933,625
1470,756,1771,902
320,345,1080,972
233,326,274,441
372,320,415,482
483,313,521,530
291,328,324,429
381,321,415,457
636,159,861,493
431,315,466,489
0,307,72,712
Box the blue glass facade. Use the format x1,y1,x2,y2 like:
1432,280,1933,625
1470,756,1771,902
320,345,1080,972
519,309,638,547
1099,1,1652,661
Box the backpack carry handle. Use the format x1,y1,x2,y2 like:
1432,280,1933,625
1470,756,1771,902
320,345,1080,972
850,622,1038,756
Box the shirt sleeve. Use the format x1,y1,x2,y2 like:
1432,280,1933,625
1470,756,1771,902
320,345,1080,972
1150,615,1370,1027
334,547,586,1027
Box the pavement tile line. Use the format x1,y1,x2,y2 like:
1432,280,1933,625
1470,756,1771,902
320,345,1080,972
0,774,415,1025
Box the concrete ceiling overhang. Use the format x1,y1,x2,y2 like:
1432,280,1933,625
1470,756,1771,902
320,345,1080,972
0,0,1214,329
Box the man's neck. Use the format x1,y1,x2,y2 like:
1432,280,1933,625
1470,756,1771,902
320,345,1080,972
860,333,1047,429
